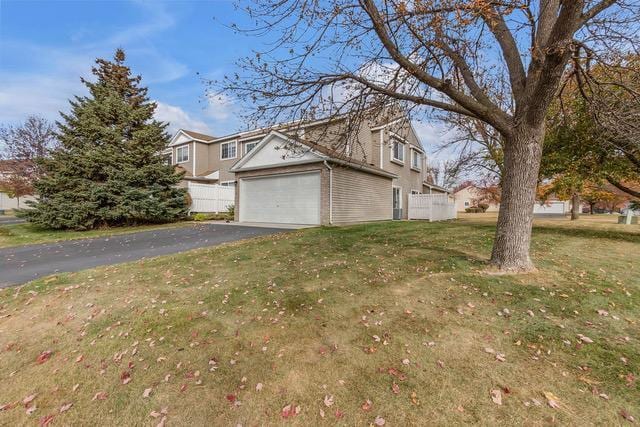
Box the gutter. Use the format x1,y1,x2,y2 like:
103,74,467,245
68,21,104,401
323,160,333,225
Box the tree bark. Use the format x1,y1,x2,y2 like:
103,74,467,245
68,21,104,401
571,193,581,220
490,124,544,272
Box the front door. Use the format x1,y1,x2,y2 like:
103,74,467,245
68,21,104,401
392,187,402,220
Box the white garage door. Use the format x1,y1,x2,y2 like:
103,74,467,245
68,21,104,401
239,172,321,224
533,201,565,214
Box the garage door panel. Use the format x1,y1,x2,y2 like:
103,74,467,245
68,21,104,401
240,172,321,224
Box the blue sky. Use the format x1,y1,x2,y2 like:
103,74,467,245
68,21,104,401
0,0,448,148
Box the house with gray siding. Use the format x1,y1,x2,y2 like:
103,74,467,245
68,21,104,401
166,112,448,225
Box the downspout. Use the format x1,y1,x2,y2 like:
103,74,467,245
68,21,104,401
379,130,384,169
192,142,197,175
323,160,333,225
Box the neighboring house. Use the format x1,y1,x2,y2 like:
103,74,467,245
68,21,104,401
167,112,449,225
0,160,36,210
454,182,573,214
454,184,500,212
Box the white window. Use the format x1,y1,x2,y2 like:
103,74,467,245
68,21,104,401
220,181,236,187
411,150,421,170
176,146,189,163
411,190,420,195
392,139,404,163
221,141,237,160
244,141,259,155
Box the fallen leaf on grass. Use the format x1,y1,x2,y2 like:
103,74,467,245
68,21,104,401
39,414,55,426
26,405,37,415
391,382,400,394
374,415,386,426
92,391,108,401
577,334,594,344
1,402,17,411
36,351,53,364
620,409,636,423
143,388,153,398
256,383,263,391
490,389,502,405
23,394,37,405
411,391,420,405
281,404,300,418
324,395,334,407
59,403,73,413
543,391,560,409
120,371,131,385
226,394,236,403
361,400,372,411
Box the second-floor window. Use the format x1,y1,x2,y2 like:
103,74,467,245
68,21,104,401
221,141,237,160
411,150,421,170
244,141,259,155
176,145,189,163
392,139,405,163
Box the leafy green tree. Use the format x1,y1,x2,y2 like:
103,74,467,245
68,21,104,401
22,49,187,230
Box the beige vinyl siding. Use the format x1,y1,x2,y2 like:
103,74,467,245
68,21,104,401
331,166,392,223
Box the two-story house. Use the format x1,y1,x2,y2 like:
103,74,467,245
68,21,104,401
166,113,448,225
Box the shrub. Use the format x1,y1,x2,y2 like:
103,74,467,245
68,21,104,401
478,203,489,212
192,213,213,221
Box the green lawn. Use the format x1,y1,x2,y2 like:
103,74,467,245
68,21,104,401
0,219,638,425
0,221,191,248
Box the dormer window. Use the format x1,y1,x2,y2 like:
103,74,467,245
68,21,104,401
411,149,421,170
221,141,237,160
392,139,405,163
176,145,189,163
244,140,259,155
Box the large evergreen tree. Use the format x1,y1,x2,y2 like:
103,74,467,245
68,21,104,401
22,49,188,230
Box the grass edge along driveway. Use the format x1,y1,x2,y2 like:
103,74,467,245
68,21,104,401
0,221,194,248
0,219,638,426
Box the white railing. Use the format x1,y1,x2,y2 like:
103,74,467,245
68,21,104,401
408,193,457,221
187,182,235,213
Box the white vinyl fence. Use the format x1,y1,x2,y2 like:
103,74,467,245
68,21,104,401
408,193,457,221
187,182,235,213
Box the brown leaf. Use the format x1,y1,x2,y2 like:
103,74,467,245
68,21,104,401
23,394,37,406
281,403,300,418
36,351,53,364
92,391,108,401
324,395,334,407
620,409,636,423
490,389,502,405
374,415,386,426
543,391,560,409
361,399,372,411
120,371,131,385
59,403,73,413
391,382,400,394
39,414,55,426
143,388,153,398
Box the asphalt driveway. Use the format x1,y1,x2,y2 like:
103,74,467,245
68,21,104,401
0,223,288,287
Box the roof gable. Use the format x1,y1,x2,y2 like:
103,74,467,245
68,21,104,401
169,129,214,147
231,131,325,171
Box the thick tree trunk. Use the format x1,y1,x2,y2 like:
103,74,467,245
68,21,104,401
571,193,581,220
490,124,544,272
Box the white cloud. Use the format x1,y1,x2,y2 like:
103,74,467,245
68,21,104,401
205,93,234,121
0,1,187,124
155,102,211,135
412,120,459,159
